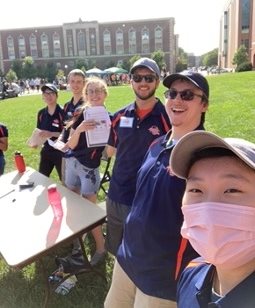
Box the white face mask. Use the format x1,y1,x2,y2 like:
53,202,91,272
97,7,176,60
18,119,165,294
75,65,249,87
181,202,255,269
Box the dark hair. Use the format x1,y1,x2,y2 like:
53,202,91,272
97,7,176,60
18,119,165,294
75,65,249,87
188,147,235,174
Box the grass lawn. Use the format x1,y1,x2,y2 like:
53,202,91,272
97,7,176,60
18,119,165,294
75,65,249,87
0,71,255,307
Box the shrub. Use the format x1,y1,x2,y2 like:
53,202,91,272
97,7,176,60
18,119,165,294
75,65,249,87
236,62,253,72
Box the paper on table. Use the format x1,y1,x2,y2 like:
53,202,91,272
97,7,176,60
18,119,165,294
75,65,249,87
27,128,47,147
47,139,67,152
84,106,111,147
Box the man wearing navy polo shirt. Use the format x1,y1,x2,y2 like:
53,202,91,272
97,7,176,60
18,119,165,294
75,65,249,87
105,71,210,307
36,84,65,180
105,58,171,256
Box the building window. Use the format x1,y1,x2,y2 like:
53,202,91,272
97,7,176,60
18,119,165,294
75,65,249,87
241,0,250,33
7,36,15,60
90,31,97,55
18,35,26,58
53,32,61,57
103,30,111,55
141,27,150,53
29,34,38,58
116,29,124,55
155,26,163,51
41,33,49,58
77,31,86,56
67,33,73,57
128,28,136,54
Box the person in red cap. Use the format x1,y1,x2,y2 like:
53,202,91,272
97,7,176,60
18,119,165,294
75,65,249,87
170,131,255,308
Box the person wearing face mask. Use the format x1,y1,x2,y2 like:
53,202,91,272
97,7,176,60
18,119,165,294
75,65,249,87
170,130,255,308
105,72,209,307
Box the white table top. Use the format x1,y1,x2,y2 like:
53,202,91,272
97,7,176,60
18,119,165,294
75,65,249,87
0,167,106,268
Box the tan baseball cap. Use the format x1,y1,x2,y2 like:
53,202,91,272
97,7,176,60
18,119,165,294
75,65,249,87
170,131,255,179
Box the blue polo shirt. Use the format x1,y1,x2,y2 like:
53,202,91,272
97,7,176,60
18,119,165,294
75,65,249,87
0,123,8,157
117,127,203,300
108,99,171,206
37,104,65,150
177,263,255,307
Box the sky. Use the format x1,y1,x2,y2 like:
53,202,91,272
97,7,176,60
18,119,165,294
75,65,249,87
0,0,227,56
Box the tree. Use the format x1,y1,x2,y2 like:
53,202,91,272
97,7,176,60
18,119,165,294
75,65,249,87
5,69,17,82
176,48,188,72
202,49,218,67
151,50,165,71
11,60,23,79
22,56,37,79
232,45,249,66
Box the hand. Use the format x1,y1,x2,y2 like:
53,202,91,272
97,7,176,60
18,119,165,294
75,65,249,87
77,120,97,133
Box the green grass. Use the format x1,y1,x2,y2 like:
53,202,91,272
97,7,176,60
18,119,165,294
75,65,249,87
0,71,255,307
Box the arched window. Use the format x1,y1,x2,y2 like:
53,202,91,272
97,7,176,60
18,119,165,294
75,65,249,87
18,35,26,58
53,32,61,57
77,31,86,56
7,36,15,60
90,31,96,55
141,27,150,53
103,30,111,55
155,26,163,51
128,28,136,54
116,29,124,55
41,33,49,58
29,34,38,58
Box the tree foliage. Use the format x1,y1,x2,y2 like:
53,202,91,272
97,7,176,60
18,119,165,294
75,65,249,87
232,45,249,66
202,49,218,67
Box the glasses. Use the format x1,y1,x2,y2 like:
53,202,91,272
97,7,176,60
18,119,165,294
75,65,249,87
86,89,105,95
164,89,204,101
131,74,158,83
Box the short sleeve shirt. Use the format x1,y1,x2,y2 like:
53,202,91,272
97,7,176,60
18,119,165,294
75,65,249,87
108,99,171,206
0,123,8,156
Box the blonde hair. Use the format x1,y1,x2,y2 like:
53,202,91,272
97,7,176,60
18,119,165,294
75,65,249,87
84,77,108,98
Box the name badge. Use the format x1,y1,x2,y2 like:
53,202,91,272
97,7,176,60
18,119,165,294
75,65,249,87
119,116,134,128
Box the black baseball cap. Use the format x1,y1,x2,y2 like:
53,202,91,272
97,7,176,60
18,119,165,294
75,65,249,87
163,72,209,100
41,83,58,94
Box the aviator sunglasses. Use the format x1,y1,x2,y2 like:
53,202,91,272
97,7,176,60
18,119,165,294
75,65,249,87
164,89,204,101
131,74,158,83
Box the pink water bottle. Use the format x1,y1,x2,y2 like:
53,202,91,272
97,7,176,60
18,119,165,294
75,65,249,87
47,184,63,220
14,151,26,173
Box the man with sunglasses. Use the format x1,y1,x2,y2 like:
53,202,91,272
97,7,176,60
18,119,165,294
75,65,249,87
105,57,171,257
105,71,209,308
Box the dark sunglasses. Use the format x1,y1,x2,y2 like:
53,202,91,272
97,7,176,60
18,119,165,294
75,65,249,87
131,74,158,83
164,89,204,101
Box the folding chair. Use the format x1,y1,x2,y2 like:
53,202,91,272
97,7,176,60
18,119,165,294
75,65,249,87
99,150,112,195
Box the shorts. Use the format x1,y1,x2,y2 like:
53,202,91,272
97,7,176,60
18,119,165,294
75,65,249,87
65,156,100,196
105,197,131,256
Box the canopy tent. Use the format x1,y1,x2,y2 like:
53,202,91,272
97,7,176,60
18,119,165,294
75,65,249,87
103,67,128,74
86,68,104,75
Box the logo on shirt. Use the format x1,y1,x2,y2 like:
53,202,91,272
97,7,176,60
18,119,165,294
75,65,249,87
52,119,60,128
148,125,160,136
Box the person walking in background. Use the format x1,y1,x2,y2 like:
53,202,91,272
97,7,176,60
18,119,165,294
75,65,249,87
170,131,255,308
36,84,65,180
0,122,8,175
105,71,209,308
105,57,171,256
64,77,110,266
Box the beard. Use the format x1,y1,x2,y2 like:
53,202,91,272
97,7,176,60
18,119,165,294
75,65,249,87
134,88,156,100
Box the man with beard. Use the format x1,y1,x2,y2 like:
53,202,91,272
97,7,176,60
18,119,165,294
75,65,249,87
105,58,171,256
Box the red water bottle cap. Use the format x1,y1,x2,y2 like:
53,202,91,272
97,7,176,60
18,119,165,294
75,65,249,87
14,151,26,173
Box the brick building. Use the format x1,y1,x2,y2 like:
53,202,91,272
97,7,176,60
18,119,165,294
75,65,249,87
219,0,255,69
0,17,178,74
